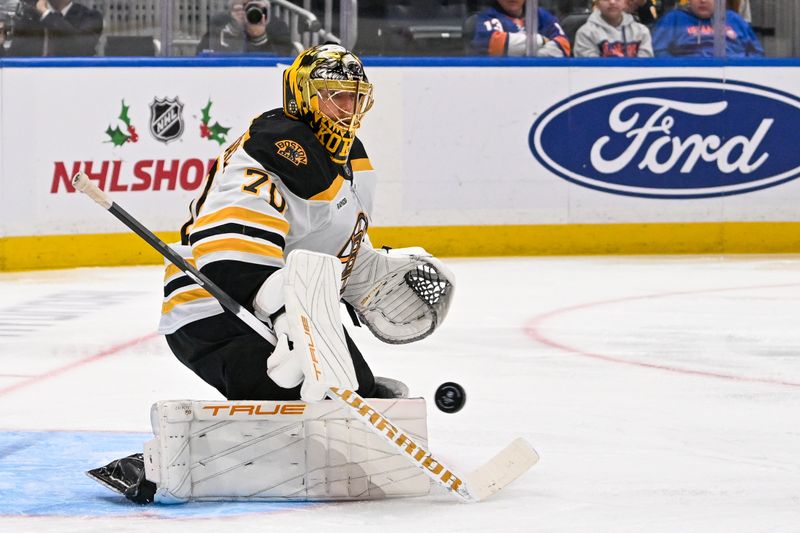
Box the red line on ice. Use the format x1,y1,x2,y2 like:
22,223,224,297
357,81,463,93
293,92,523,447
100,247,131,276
524,282,800,388
0,333,159,397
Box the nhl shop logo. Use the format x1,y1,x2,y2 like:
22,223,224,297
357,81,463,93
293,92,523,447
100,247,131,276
149,97,185,143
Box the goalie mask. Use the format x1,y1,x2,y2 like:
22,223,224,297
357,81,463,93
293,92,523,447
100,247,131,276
283,44,374,164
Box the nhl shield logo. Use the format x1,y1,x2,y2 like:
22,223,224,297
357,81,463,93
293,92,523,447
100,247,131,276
149,97,184,143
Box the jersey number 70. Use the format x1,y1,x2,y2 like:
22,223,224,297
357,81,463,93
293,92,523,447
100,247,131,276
242,168,287,214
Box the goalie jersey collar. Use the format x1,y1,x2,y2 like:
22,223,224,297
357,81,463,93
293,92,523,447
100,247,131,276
243,109,366,201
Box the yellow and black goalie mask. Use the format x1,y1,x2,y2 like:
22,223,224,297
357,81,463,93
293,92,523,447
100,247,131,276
283,44,374,164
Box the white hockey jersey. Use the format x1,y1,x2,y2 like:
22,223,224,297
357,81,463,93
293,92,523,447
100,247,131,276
158,108,376,335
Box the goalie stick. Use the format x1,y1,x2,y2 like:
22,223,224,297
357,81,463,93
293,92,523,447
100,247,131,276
71,171,539,503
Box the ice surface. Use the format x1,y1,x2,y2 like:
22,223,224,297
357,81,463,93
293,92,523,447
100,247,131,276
0,257,798,532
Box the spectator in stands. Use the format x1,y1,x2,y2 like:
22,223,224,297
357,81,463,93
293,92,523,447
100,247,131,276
574,0,653,57
197,0,294,56
651,0,763,56
734,0,751,23
662,0,678,12
7,0,102,57
627,0,659,25
470,0,571,57
676,0,751,21
0,18,7,57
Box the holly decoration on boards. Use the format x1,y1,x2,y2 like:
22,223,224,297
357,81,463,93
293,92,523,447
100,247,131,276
200,99,231,145
105,100,139,147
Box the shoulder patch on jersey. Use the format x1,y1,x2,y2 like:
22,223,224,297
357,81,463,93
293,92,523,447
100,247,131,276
243,110,345,200
275,140,308,166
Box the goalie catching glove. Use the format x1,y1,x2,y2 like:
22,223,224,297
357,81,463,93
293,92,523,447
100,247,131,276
254,249,358,402
342,245,455,344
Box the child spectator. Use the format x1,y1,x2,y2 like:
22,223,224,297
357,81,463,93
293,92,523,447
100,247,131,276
574,0,654,57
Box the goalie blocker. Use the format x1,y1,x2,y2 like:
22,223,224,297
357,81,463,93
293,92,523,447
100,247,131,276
89,398,431,503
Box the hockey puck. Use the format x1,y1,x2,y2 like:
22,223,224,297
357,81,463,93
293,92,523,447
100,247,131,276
434,382,466,413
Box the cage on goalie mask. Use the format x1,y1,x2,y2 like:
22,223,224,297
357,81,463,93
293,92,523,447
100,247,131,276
283,44,374,164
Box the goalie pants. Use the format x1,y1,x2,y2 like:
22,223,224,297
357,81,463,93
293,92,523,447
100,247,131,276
165,314,376,400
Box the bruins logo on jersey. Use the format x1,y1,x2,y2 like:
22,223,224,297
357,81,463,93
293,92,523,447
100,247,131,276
275,140,308,166
338,212,368,290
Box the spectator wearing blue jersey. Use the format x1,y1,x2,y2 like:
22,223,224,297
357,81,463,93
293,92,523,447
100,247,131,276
651,0,763,57
470,0,571,57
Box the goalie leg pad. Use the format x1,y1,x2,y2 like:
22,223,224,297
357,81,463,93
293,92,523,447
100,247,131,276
145,398,431,503
283,249,359,402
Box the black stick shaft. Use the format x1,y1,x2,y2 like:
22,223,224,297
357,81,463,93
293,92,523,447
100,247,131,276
110,201,276,344
72,171,276,344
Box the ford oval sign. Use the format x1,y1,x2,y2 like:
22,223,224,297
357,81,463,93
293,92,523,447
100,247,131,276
529,78,800,199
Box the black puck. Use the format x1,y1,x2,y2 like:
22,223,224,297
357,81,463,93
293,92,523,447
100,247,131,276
434,382,466,413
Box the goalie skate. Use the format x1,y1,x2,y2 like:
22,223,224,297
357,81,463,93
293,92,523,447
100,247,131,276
86,453,156,504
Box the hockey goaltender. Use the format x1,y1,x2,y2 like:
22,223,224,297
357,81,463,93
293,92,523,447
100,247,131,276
86,44,459,504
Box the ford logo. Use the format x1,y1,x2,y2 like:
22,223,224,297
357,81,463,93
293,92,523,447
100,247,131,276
529,78,800,199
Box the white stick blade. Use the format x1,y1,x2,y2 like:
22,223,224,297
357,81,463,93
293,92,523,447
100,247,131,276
463,438,539,502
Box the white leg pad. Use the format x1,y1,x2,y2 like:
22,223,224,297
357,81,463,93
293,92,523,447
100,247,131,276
144,398,431,503
284,249,359,402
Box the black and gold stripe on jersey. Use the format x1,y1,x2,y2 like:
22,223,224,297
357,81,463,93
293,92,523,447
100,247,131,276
309,175,345,201
163,262,199,300
189,223,285,250
188,206,289,268
349,157,373,172
180,129,253,245
159,246,222,333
